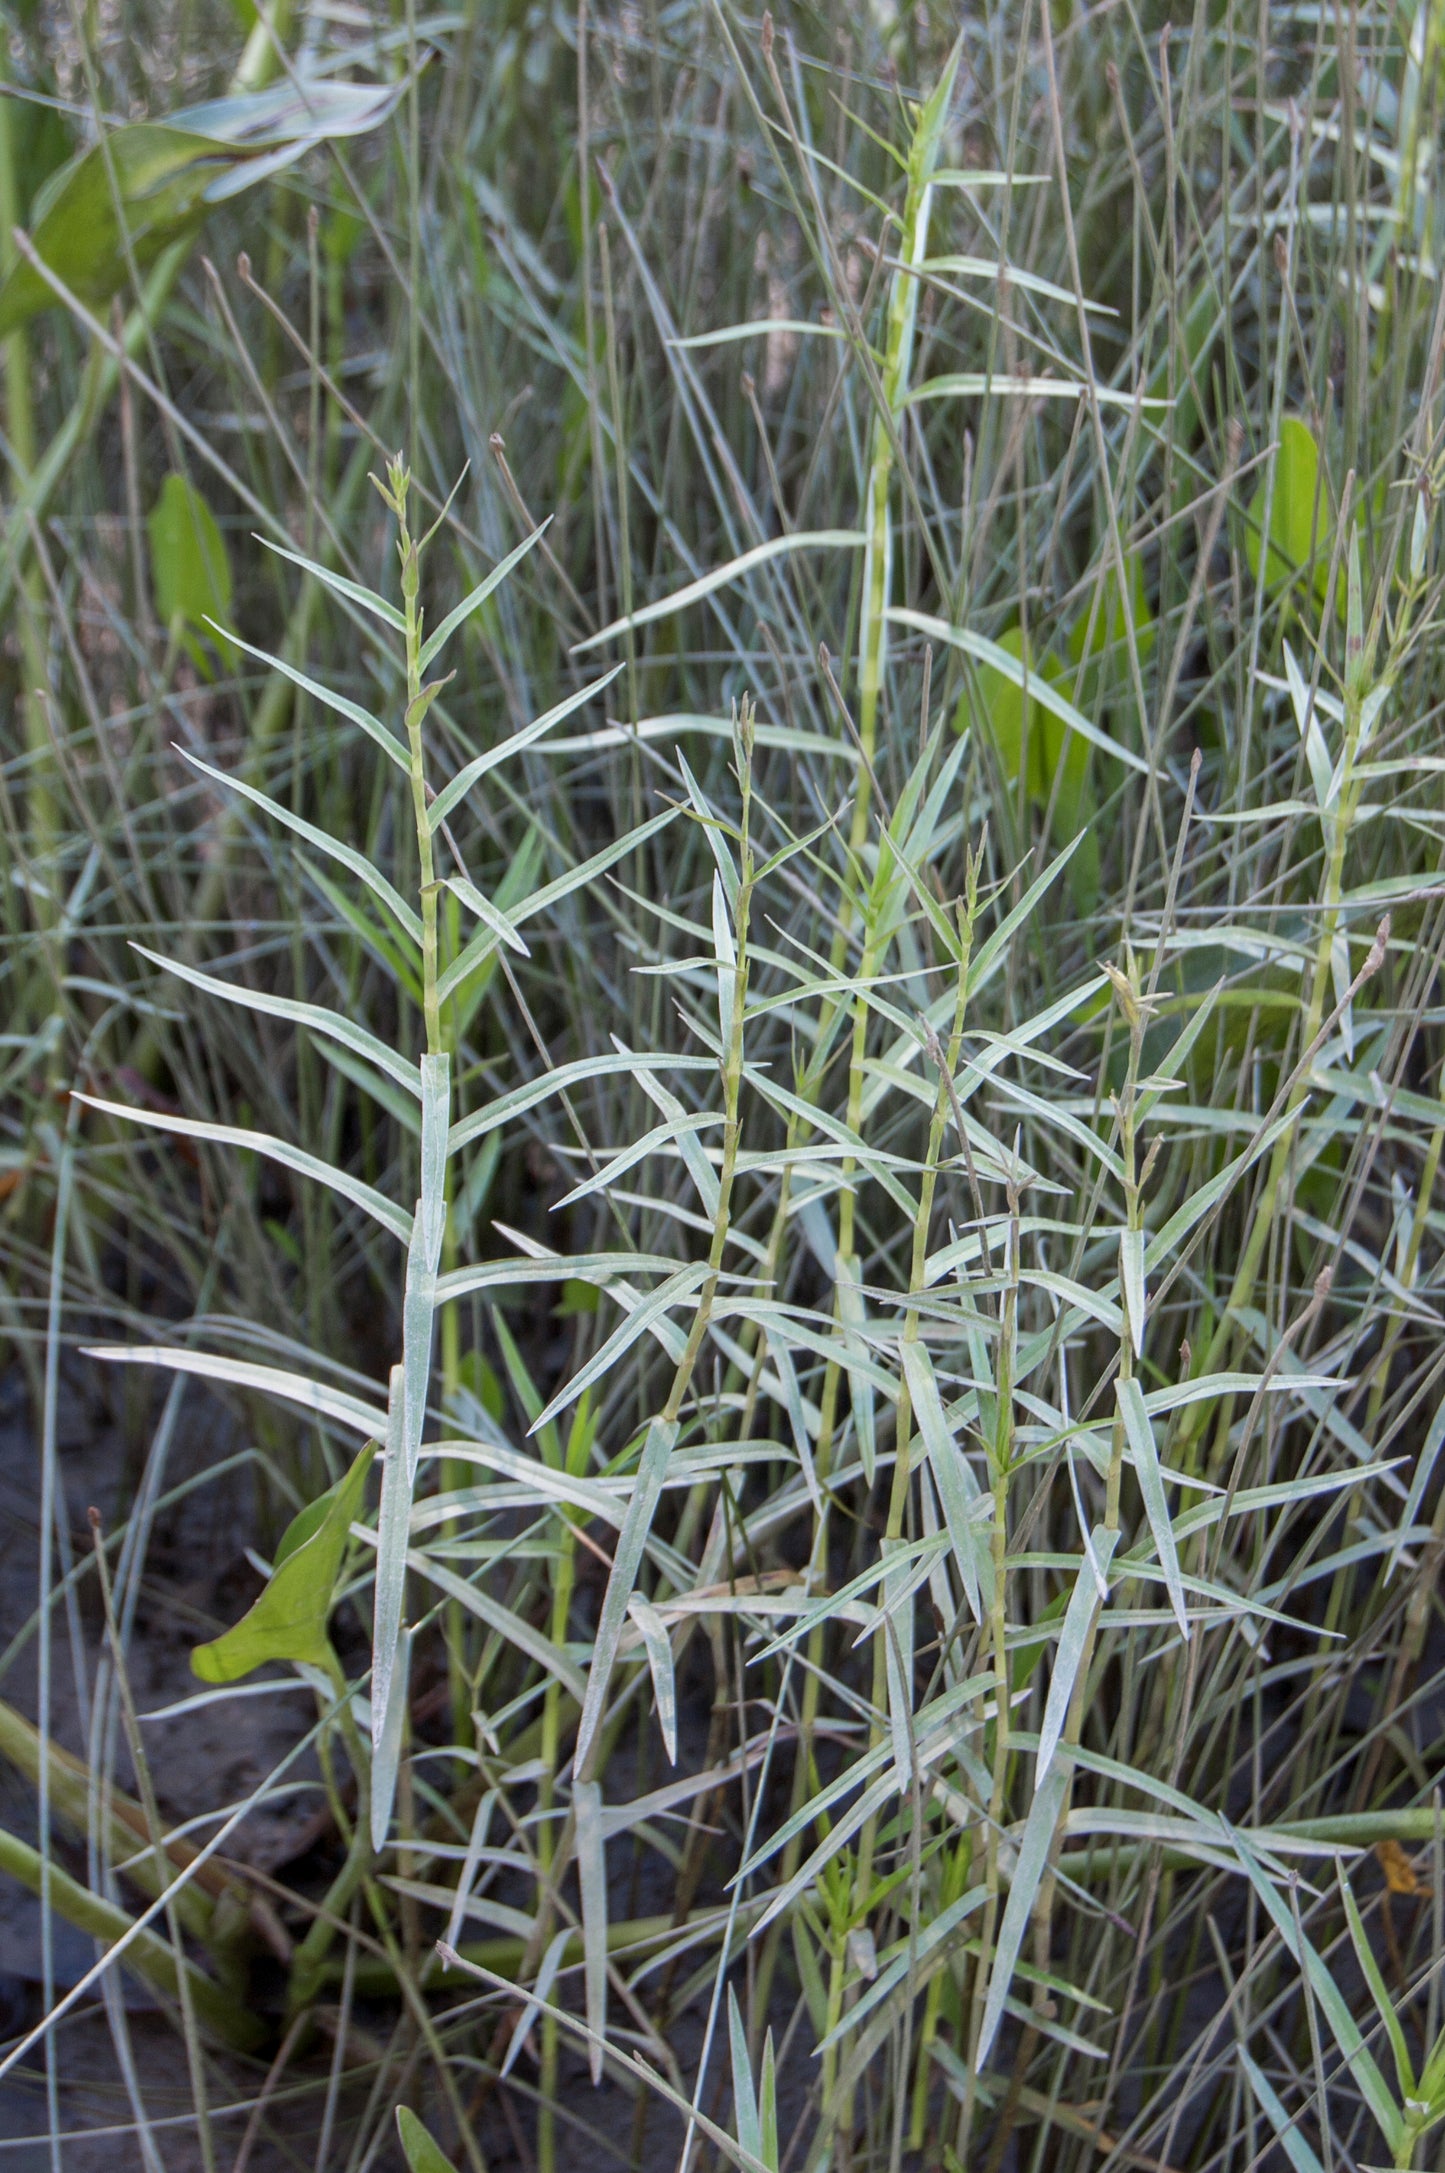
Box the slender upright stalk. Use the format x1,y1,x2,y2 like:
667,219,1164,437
1181,529,1383,1466
0,60,57,944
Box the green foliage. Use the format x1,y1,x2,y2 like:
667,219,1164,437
5,4,1445,2171
0,124,242,336
190,1440,375,1682
0,77,402,337
396,2108,458,2173
1245,415,1337,610
968,627,1099,912
147,471,235,675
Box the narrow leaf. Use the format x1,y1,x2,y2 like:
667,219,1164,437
1117,1378,1188,1641
627,1594,678,1764
1339,1865,1415,2100
1231,1828,1404,2154
889,610,1150,772
574,1778,608,2083
900,1340,985,1621
1036,1529,1118,1782
426,666,624,832
1119,1228,1146,1358
132,944,422,1096
572,1418,678,1775
369,1367,408,1848
418,523,550,670
177,747,422,942
84,1343,386,1437
258,534,406,631
532,1268,707,1436
212,624,409,772
729,1987,761,2165
977,1762,1069,2063
1238,2053,1328,2173
369,1622,411,1849
573,532,866,654
74,1093,411,1244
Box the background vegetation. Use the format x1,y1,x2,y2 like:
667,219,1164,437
3,0,1445,2168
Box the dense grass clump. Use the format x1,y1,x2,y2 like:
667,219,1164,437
4,3,1445,2169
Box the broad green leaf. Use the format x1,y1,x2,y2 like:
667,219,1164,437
396,2107,458,2173
0,81,404,337
8,77,70,219
970,625,1068,802
1066,550,1155,671
190,1440,375,1682
1246,416,1335,607
0,125,242,337
148,473,234,675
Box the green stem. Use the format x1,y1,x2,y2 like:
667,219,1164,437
0,1822,263,2051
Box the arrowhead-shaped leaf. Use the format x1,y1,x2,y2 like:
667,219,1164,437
191,1439,375,1682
